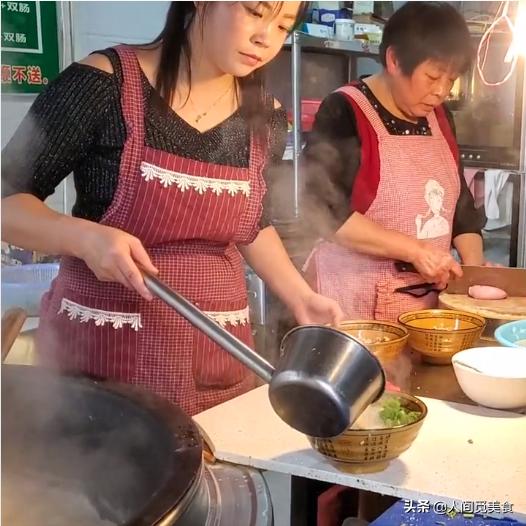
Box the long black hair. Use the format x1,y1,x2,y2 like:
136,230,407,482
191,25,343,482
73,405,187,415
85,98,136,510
149,2,307,135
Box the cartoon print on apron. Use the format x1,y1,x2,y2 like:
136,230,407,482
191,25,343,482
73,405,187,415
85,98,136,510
37,45,268,415
304,85,460,323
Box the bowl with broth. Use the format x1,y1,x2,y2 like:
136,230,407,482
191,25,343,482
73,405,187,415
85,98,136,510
308,392,427,473
495,319,526,349
335,320,409,365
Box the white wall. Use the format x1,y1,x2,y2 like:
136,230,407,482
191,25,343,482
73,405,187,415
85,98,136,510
70,1,170,60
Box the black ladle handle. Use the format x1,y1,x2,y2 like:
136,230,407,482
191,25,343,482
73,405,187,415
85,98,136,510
142,272,275,383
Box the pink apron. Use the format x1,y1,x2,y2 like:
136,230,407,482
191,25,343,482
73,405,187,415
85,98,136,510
305,85,460,322
37,46,268,415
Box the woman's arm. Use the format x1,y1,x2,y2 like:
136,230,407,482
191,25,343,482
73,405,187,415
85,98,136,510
453,233,485,266
1,193,157,299
238,226,343,325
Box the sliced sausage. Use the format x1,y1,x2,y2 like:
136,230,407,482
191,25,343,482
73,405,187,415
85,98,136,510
468,285,508,300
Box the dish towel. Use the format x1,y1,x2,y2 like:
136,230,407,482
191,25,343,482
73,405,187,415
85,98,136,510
484,169,510,220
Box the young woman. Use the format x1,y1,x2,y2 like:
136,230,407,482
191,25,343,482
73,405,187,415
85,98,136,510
302,1,486,322
1,2,343,415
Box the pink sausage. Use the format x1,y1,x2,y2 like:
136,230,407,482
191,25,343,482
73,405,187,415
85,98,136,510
468,285,508,300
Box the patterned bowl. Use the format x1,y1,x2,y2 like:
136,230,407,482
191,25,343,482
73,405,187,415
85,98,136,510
335,320,408,365
398,309,486,365
308,392,427,473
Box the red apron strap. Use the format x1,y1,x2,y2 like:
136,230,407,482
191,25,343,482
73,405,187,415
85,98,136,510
114,45,145,139
101,45,146,227
336,87,381,215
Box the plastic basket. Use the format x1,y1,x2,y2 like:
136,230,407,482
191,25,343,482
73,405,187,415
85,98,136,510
1,263,59,316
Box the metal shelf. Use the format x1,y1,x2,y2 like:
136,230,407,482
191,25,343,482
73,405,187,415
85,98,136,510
284,32,379,56
285,31,380,219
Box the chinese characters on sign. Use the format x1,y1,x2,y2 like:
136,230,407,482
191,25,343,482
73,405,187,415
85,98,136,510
1,1,59,93
2,64,45,85
5,2,32,13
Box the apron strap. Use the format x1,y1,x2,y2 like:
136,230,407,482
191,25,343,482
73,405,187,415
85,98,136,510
114,45,145,141
336,85,389,139
101,45,146,226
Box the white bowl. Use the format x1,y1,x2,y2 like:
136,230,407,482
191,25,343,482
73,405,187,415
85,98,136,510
452,347,526,410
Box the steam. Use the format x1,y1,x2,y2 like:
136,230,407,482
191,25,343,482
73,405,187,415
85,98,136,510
1,112,46,198
383,351,413,392
265,110,418,388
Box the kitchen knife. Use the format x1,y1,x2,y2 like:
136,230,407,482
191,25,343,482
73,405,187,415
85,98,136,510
446,265,526,296
394,261,526,296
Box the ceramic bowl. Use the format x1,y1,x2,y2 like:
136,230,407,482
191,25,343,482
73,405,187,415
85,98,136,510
335,320,408,365
308,392,427,473
452,346,526,409
398,309,486,364
494,319,526,348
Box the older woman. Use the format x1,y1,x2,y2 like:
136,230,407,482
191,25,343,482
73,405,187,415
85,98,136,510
302,1,486,322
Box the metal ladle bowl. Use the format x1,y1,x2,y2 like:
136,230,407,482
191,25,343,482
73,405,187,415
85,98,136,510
144,274,385,438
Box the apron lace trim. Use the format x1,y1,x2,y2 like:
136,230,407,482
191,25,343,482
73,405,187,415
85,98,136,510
58,298,143,331
57,298,248,331
140,161,251,196
204,306,250,327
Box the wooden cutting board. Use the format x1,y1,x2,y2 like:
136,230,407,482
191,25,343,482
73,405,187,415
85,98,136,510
439,292,526,321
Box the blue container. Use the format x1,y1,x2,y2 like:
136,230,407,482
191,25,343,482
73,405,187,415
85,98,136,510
495,320,526,348
1,263,59,316
312,8,350,28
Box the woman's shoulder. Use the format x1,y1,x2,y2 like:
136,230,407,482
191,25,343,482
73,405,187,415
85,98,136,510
76,47,123,83
78,52,114,74
30,50,121,111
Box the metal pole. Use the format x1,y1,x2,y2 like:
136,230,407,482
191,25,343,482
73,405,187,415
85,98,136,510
291,31,302,219
518,66,526,267
57,1,74,215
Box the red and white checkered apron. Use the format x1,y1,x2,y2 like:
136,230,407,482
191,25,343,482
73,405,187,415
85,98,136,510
36,46,267,415
305,85,460,322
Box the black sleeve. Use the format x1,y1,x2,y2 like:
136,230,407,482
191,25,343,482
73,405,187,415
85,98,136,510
260,106,288,228
300,92,361,238
443,106,487,238
1,62,119,201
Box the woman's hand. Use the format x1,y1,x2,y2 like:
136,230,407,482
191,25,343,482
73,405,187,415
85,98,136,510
291,291,344,326
410,241,462,289
78,223,158,300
